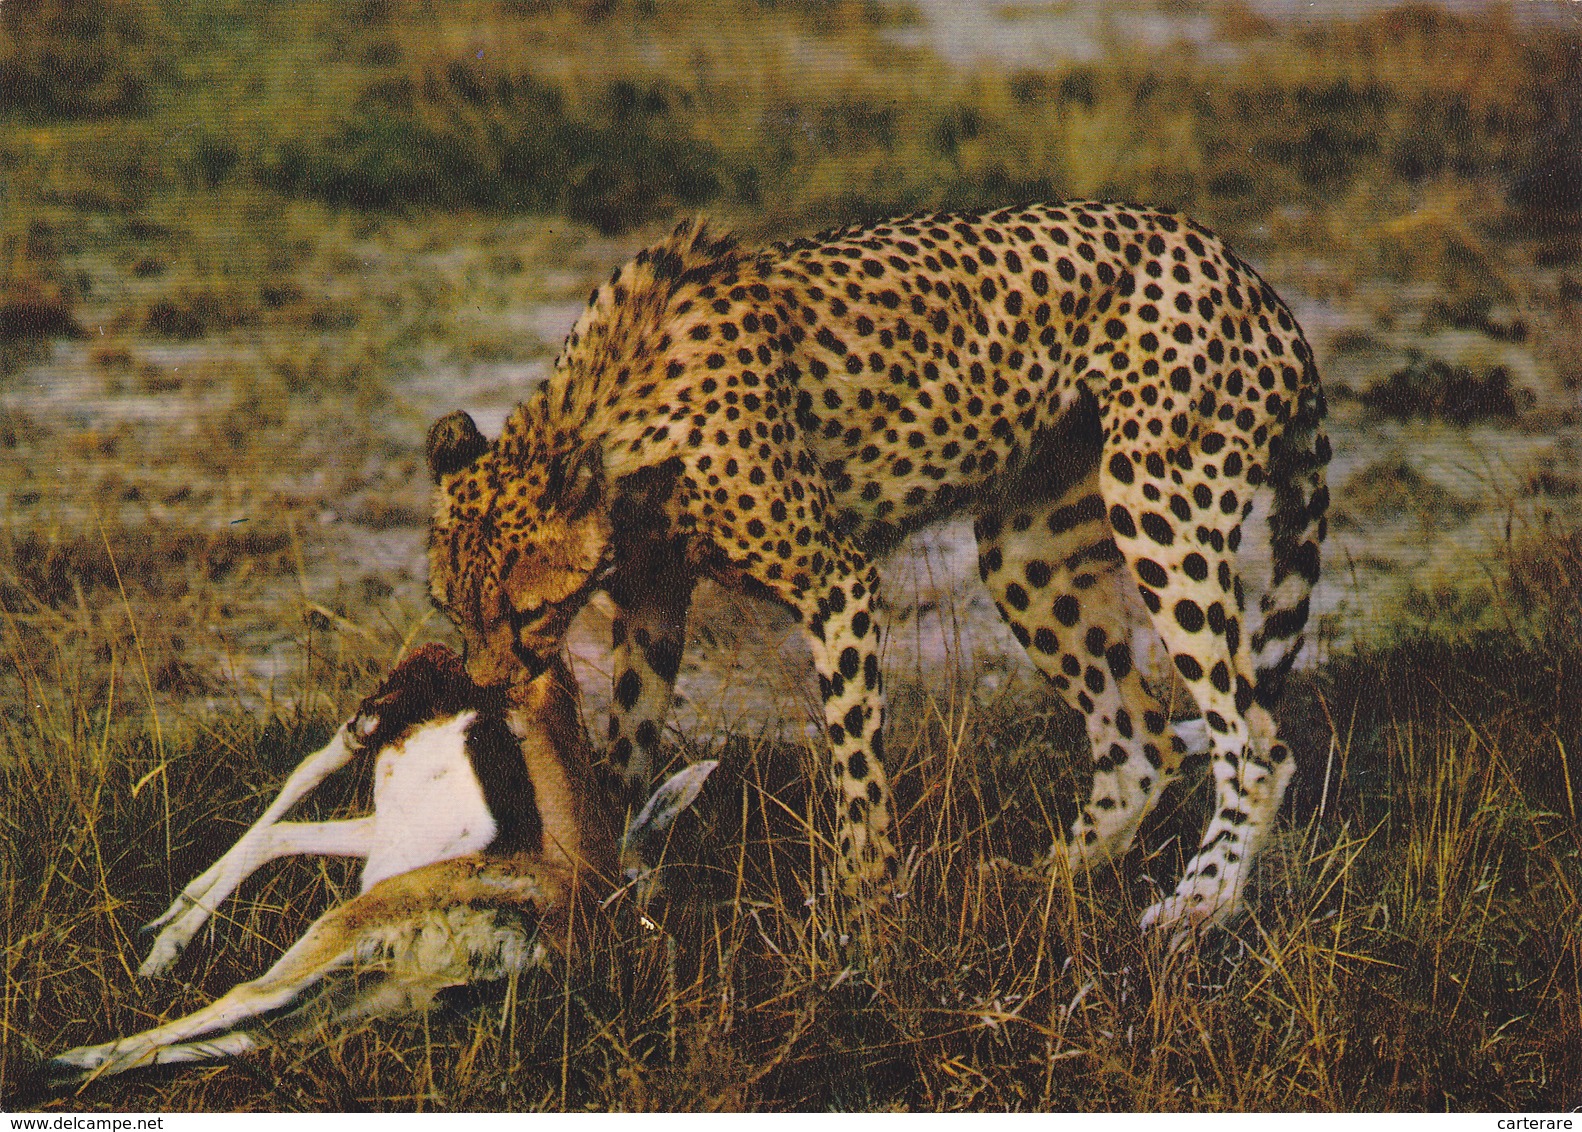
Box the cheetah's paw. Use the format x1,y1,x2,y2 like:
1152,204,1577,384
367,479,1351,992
1140,876,1237,952
1062,814,1146,878
1064,837,1115,878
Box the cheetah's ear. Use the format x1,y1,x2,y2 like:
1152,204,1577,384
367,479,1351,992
545,444,604,518
426,411,489,482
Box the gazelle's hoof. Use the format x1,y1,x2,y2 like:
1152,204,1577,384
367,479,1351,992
140,894,191,934
138,917,199,977
138,942,181,978
138,888,229,976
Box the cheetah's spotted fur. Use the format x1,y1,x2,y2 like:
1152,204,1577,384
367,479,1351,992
426,201,1331,942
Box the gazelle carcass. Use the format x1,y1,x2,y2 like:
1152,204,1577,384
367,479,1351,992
37,644,714,1090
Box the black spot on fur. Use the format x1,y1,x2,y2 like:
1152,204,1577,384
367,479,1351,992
615,669,643,711
1109,505,1137,539
1136,558,1168,588
1140,512,1175,546
1052,595,1081,627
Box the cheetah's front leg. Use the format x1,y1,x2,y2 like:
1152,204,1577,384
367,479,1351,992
795,561,898,897
603,551,694,801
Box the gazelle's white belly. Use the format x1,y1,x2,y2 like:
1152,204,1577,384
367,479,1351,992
361,711,496,891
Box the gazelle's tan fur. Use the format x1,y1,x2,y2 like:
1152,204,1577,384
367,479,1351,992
39,646,713,1092
47,858,567,1082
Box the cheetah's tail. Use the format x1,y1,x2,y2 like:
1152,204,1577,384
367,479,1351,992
1249,357,1331,711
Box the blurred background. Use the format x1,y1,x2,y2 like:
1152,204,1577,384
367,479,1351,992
2,0,1580,728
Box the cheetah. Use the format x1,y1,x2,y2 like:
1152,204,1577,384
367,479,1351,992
425,201,1330,943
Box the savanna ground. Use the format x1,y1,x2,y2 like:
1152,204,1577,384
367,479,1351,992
3,0,1582,1112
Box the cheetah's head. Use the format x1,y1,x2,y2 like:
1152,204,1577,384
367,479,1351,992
426,409,611,689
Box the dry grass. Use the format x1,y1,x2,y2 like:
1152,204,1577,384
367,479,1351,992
2,530,1580,1111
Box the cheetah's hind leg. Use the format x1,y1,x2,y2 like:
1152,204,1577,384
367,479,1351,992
1100,418,1326,948
973,472,1191,876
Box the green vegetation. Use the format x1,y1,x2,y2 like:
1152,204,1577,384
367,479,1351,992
4,3,1579,227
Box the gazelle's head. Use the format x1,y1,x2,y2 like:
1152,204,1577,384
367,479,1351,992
346,642,488,751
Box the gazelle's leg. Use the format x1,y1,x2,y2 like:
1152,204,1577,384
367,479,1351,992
52,858,562,1088
125,977,433,1069
117,1029,263,1070
57,922,364,1081
141,728,357,962
146,727,357,930
139,816,374,977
